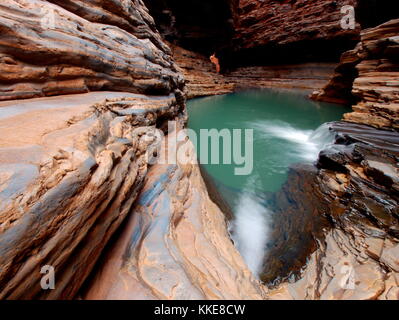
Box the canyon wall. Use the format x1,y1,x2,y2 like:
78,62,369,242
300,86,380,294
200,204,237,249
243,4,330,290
0,0,263,300
171,44,338,98
231,0,360,65
0,0,184,101
0,0,184,299
312,19,399,130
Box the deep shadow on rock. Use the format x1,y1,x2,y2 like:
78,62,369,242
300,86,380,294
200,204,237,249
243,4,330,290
267,121,399,300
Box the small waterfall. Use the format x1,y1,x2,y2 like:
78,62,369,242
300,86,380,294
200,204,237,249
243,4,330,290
253,120,334,162
230,177,271,278
229,121,335,278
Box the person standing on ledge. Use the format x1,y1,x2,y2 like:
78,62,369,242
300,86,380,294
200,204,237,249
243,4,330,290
210,53,221,74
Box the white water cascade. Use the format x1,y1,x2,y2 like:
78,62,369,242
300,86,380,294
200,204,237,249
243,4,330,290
230,122,335,278
230,177,271,278
252,120,335,162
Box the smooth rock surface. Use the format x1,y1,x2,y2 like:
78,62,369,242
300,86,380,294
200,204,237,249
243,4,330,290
0,0,184,101
0,92,184,299
83,128,266,300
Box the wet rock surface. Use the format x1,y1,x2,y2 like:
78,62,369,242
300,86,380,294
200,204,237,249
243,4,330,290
82,128,266,300
268,121,399,300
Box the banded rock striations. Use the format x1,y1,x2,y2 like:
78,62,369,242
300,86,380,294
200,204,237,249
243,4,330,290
0,0,184,101
269,122,399,300
233,0,360,48
0,92,185,299
0,0,264,300
83,128,265,300
312,19,399,130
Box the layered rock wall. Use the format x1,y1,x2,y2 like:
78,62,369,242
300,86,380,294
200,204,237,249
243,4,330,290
0,0,184,101
83,128,266,300
312,19,399,130
233,0,360,49
0,0,267,300
0,92,184,299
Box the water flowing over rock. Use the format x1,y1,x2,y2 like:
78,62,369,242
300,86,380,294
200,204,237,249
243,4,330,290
83,128,266,300
0,0,266,300
268,122,399,300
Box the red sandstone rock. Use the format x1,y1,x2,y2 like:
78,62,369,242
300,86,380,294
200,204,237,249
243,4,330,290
171,44,337,99
232,0,360,49
0,0,184,102
311,19,399,130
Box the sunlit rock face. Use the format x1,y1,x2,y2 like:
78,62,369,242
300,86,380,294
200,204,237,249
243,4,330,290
0,0,184,101
0,92,186,299
0,0,188,299
82,128,266,300
0,0,267,300
312,18,399,130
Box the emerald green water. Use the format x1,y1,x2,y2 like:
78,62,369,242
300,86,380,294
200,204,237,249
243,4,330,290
188,89,348,193
187,89,349,277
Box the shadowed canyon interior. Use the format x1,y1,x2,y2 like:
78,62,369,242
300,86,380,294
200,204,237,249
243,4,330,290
0,0,398,300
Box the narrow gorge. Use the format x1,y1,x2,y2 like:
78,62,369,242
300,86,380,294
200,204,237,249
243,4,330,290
0,0,398,301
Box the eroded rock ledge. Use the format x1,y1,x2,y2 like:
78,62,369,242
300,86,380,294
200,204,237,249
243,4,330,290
0,92,185,299
82,128,266,300
312,19,399,130
0,0,184,101
269,122,399,300
171,44,337,99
